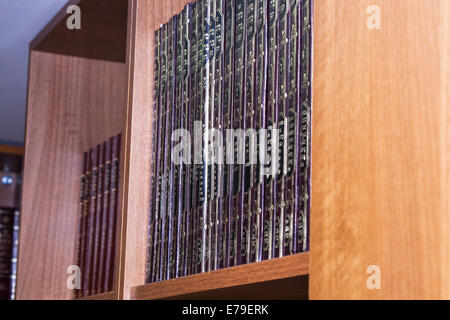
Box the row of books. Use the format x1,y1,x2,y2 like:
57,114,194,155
75,134,121,297
146,0,312,283
0,208,19,300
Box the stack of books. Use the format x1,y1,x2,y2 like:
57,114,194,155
75,134,121,297
146,0,312,283
0,208,19,300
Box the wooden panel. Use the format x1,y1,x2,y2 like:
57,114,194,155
131,253,309,300
310,0,449,299
119,0,192,300
75,291,115,300
31,0,128,62
17,51,127,299
165,276,309,300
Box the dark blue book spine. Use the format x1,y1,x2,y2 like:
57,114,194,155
282,0,300,257
199,0,211,274
192,1,203,275
207,0,216,273
213,0,225,271
295,0,312,253
243,0,257,265
146,27,161,284
232,0,246,267
152,25,167,283
161,17,177,281
274,0,288,259
263,0,278,261
175,5,190,279
185,2,197,277
223,0,235,270
254,0,268,263
167,14,181,281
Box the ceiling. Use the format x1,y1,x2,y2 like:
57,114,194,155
0,0,67,146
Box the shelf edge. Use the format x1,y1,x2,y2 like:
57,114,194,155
131,252,309,300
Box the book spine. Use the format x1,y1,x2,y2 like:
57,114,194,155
179,5,191,278
207,0,216,273
80,152,91,295
160,17,176,281
274,0,288,258
282,0,299,257
174,7,187,279
202,0,211,274
213,0,225,271
185,2,196,277
167,14,179,281
146,28,161,284
194,0,209,275
169,16,178,280
244,0,257,265
158,22,170,281
98,141,111,291
295,0,311,253
187,3,199,276
83,148,98,296
263,0,278,261
233,0,246,266
171,12,183,280
152,25,166,283
223,0,234,270
9,209,19,300
0,209,13,300
104,134,121,292
75,152,88,298
193,0,204,276
254,0,267,263
92,143,104,294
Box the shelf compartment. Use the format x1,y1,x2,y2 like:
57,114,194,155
131,252,309,300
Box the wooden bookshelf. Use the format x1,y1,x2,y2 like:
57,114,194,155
131,253,309,300
17,0,449,300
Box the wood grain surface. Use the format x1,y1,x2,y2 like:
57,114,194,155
32,0,128,63
309,0,449,299
131,253,309,300
119,0,193,300
17,51,127,299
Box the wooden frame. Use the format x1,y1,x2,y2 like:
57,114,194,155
18,0,449,300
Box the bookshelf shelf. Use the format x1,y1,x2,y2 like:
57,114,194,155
131,253,309,300
76,291,117,301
